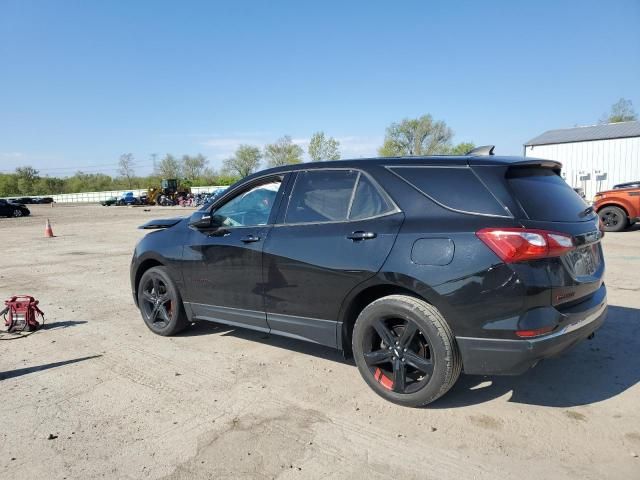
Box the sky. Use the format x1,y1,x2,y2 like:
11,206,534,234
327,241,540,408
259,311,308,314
1,0,639,177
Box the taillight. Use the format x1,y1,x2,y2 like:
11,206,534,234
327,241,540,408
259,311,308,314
476,228,575,263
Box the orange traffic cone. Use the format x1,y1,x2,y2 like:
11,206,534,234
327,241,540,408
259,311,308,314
45,219,55,238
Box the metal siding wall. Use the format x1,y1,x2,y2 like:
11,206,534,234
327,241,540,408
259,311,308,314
525,137,640,199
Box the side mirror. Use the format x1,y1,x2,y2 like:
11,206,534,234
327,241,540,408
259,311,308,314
188,211,213,229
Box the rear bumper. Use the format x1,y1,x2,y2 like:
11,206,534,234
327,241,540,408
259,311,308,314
457,292,607,375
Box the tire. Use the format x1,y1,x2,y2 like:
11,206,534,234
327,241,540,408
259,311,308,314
352,295,461,407
599,206,628,232
13,209,23,217
137,266,189,336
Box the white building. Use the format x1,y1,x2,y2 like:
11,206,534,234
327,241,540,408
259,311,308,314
524,121,640,200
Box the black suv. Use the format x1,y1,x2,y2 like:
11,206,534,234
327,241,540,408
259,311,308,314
131,151,606,406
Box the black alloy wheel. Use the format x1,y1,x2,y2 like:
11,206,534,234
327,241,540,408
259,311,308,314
352,295,461,407
137,266,188,335
599,206,627,232
363,318,433,394
13,209,23,217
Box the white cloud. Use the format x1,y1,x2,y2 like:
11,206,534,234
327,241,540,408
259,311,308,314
336,136,383,158
197,133,384,164
199,134,269,160
0,152,25,158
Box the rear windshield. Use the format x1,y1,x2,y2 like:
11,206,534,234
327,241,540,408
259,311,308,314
506,167,594,222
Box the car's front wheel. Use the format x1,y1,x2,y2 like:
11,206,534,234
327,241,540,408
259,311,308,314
352,295,461,407
137,266,189,336
12,209,23,217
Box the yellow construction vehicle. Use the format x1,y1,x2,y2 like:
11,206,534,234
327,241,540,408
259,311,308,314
146,179,191,206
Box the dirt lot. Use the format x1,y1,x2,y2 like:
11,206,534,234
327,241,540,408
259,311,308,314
0,204,638,479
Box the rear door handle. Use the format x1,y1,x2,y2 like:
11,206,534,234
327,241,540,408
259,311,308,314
240,234,261,243
347,231,377,241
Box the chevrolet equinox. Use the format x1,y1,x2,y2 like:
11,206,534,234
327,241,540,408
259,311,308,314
131,147,606,407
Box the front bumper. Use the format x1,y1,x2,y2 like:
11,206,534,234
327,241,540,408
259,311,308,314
456,291,607,375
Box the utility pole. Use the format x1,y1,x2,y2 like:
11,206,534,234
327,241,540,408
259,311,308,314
151,153,158,176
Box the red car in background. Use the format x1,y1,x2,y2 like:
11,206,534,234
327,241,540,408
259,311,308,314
594,182,640,232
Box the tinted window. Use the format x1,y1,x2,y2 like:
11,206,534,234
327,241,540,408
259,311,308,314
390,167,507,216
286,170,357,223
507,167,593,222
214,179,281,227
349,174,394,220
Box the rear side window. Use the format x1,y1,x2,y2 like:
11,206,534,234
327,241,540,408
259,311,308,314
286,170,358,223
506,167,593,222
389,167,508,217
350,174,394,220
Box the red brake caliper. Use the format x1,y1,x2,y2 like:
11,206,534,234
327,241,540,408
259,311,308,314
374,368,394,390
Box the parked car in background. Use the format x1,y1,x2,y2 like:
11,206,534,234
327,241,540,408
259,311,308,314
36,197,55,204
15,197,35,204
0,199,31,217
131,151,606,407
118,192,140,206
613,181,640,189
101,197,118,206
594,184,640,232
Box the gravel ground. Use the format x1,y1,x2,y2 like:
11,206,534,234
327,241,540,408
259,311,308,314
0,204,639,479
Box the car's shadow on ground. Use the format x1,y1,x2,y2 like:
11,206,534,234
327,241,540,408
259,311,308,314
179,320,349,364
433,305,640,408
180,305,639,407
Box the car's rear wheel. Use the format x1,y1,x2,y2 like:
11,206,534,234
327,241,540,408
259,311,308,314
12,209,23,217
137,266,189,336
352,295,461,407
599,206,628,232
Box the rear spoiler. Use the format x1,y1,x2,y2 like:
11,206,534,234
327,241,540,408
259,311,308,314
506,158,563,174
138,217,184,230
469,157,562,173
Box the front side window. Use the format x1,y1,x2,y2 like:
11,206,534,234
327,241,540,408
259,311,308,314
213,179,281,227
285,170,358,224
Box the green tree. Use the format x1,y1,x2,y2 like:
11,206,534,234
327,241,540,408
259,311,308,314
378,115,453,156
223,145,262,178
0,173,19,196
157,154,181,179
308,131,341,161
15,166,40,194
182,154,208,182
446,142,475,155
34,176,65,195
264,135,303,167
118,153,135,188
601,98,638,123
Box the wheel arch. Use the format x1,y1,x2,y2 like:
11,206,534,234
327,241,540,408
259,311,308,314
133,258,165,304
338,278,441,356
596,202,630,218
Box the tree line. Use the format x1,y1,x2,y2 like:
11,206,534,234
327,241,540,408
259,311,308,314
0,159,239,198
3,99,635,197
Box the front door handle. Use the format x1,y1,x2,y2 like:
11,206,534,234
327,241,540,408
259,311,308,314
347,231,377,241
240,234,261,243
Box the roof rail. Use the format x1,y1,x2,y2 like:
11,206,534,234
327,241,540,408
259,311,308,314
466,145,495,156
